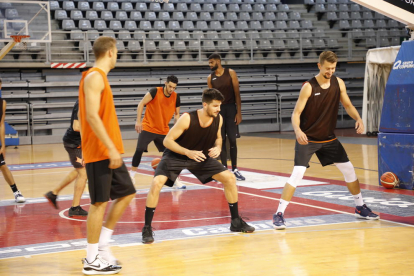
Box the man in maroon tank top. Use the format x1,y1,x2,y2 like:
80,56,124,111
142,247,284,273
272,51,379,230
141,88,255,244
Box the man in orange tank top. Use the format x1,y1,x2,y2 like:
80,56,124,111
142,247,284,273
272,51,378,230
78,37,136,275
129,75,185,189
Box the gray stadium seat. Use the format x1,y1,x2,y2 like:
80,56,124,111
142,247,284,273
276,21,288,30
176,3,188,12
116,11,128,21
206,31,219,40
79,20,92,30
364,20,375,28
217,40,230,50
274,30,287,39
252,12,263,21
78,2,90,11
196,21,208,30
129,11,142,21
388,20,399,28
351,20,362,28
139,21,152,31
314,38,326,49
241,4,253,12
124,21,137,31
289,21,301,29
350,12,361,20
163,3,175,11
210,21,222,30
245,39,258,50
121,2,133,11
314,4,326,12
339,20,350,29
186,12,198,21
249,21,262,30
118,30,131,40
62,1,75,11
362,11,373,20
226,12,238,21
314,29,326,38
237,21,249,30
301,29,313,38
278,4,290,11
173,41,186,51
254,4,265,12
301,20,313,28
92,2,105,12
326,4,337,12
327,12,338,21
188,4,200,12
216,4,227,12
159,12,171,21
287,30,299,39
188,40,200,51
149,3,162,11
133,31,146,40
94,20,107,30
172,12,184,21
70,30,83,40
338,4,349,11
234,31,247,39
350,4,361,11
366,38,377,48
375,13,385,19
168,21,181,30
79,41,92,52
327,38,339,48
231,40,244,50
5,9,18,20
86,11,98,20
272,39,286,50
247,31,260,39
364,29,376,37
376,20,387,28
223,21,236,30
200,12,212,21
145,12,157,21
144,40,156,51
239,12,250,21
193,31,204,39
164,31,176,39
154,21,166,30
264,12,276,21
268,0,282,3
260,31,273,39
266,4,278,12
277,12,289,21
389,28,400,37
101,11,113,21
315,0,326,3
179,31,191,40
290,12,301,20
203,40,215,51
109,21,122,31
302,39,313,50
203,4,215,12
127,41,141,52
135,3,147,11
221,31,233,39
228,4,240,12
50,1,60,11
352,29,364,38
55,10,68,20
390,37,400,45
327,0,337,3
378,28,389,37
338,12,350,20
159,41,171,51
107,2,120,11
87,30,99,40
259,40,272,50
263,21,275,30
182,21,195,30
214,12,225,21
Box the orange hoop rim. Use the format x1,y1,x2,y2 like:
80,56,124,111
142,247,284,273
10,35,30,43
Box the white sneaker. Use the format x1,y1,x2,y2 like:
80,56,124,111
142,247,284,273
98,245,120,266
82,254,121,275
173,177,186,189
129,171,136,185
14,191,25,203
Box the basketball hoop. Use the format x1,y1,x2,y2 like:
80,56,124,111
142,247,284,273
10,35,30,51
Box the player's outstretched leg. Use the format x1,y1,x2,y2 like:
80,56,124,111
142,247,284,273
213,170,255,233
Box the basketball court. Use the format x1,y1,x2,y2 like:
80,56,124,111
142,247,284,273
1,135,413,275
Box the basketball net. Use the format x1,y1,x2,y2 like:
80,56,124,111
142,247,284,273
0,35,30,61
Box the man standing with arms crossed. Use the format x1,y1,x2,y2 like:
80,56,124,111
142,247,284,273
272,51,378,230
129,75,185,189
78,37,136,274
207,54,246,181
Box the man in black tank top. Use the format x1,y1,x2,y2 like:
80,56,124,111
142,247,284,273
272,51,378,230
141,88,255,244
0,92,26,204
207,54,246,181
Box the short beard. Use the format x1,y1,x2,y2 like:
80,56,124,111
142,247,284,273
210,65,218,71
323,74,331,79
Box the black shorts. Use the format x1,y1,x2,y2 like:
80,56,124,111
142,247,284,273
64,142,83,169
86,159,136,204
154,150,227,187
0,154,5,166
137,130,166,152
294,139,349,167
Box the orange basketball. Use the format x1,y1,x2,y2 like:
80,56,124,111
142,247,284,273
151,158,161,170
380,172,399,189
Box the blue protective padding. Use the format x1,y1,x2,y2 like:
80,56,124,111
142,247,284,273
5,122,17,135
378,132,414,190
5,137,19,146
379,40,414,133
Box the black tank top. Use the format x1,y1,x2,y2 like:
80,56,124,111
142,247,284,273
300,76,340,141
210,68,235,105
172,110,220,158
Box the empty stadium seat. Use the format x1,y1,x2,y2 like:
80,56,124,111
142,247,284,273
338,4,349,12
118,30,131,40
178,31,191,40
314,38,326,49
154,21,166,30
78,2,90,11
173,41,186,51
278,4,290,11
145,12,157,21
173,12,184,21
276,21,288,30
352,29,364,38
109,21,122,31
79,20,92,31
49,1,60,11
144,40,157,51
186,12,198,21
92,2,105,11
107,2,120,11
55,10,68,20
327,12,338,21
94,20,107,30
101,11,113,21
168,21,180,30
223,21,236,30
116,11,128,21
159,41,171,51
228,4,240,12
125,21,137,31
203,40,215,51
116,41,125,52
86,11,98,20
133,31,146,40
338,12,350,20
121,2,133,11
87,30,99,40
234,31,247,39
250,21,262,30
376,20,387,28
217,40,230,50
159,12,171,21
287,39,299,49
62,1,75,11
351,20,363,28
327,38,339,48
301,29,313,38
314,4,326,12
182,21,195,30
263,21,275,30
237,21,249,30
163,3,175,11
273,39,286,50
203,4,215,12
70,30,83,40
188,40,200,51
135,3,147,11
196,21,208,30
287,30,300,39
231,40,244,50
227,12,238,21
149,2,161,11
350,12,361,20
364,20,375,28
199,12,211,21
139,21,152,30
239,12,250,21
188,4,200,12
301,20,314,28
339,20,351,29
289,21,301,29
241,4,253,12
302,39,313,49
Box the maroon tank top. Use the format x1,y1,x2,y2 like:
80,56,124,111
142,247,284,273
210,68,235,105
300,76,341,141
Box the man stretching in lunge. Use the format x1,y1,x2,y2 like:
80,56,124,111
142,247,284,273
142,88,255,243
273,51,379,230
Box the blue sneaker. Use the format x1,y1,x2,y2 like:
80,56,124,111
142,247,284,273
233,169,246,181
355,204,379,220
273,212,286,230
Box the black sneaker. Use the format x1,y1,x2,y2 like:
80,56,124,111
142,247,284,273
273,212,286,230
69,206,88,217
230,217,255,233
355,204,379,220
44,191,58,209
142,225,155,244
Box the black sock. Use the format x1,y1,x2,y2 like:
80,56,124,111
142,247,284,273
145,207,156,226
232,165,237,171
228,202,239,219
10,184,18,193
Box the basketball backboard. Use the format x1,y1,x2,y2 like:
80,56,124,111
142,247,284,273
0,0,51,43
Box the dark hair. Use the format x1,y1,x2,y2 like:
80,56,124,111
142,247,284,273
202,88,224,104
319,51,338,65
166,75,178,84
208,53,221,61
93,36,117,60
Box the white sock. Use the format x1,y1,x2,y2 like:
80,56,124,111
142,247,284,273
276,199,289,214
86,243,99,263
353,193,364,206
98,226,113,248
129,170,137,177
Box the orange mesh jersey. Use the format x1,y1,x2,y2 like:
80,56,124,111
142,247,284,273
142,87,178,135
78,67,124,163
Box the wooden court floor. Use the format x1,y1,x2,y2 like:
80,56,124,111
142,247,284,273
1,134,413,276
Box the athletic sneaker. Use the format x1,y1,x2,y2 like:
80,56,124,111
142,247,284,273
44,191,58,209
14,191,25,203
230,217,255,233
69,206,88,217
142,225,155,244
82,254,121,275
98,245,120,266
233,169,246,181
173,177,186,189
273,212,286,230
129,171,136,185
355,204,379,220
